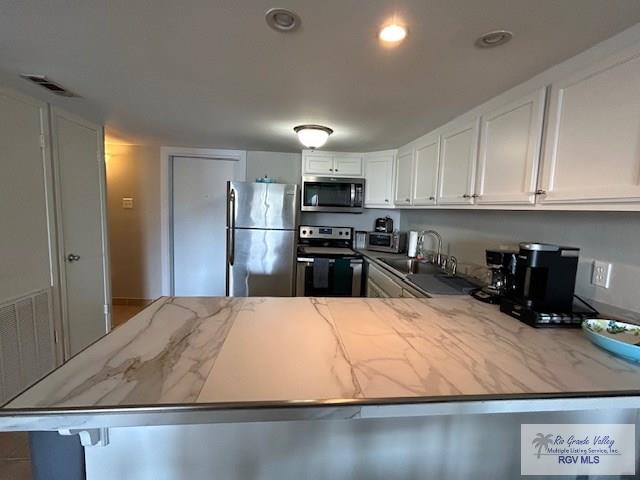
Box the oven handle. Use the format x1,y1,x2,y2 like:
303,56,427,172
297,257,363,264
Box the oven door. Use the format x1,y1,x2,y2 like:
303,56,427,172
301,176,364,213
296,258,363,297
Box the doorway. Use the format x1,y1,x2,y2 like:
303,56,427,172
163,149,246,296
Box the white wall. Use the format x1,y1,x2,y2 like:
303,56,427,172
105,143,162,300
400,209,640,314
246,151,301,185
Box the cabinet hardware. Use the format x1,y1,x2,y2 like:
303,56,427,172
535,189,546,195
67,253,81,262
462,194,471,199
329,168,333,172
335,169,338,172
471,194,480,198
428,196,435,201
384,199,389,203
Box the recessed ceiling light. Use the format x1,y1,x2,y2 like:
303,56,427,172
265,8,300,32
294,125,333,149
475,30,513,48
379,24,407,44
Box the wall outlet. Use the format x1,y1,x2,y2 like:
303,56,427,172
122,197,133,209
591,260,612,288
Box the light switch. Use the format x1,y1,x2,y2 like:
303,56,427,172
122,197,134,209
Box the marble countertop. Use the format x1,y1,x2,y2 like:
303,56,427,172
4,296,640,419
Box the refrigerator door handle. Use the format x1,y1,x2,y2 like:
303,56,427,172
228,189,236,266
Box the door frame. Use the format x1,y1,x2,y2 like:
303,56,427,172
160,147,246,296
49,107,111,361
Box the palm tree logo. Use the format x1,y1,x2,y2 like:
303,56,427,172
532,433,554,459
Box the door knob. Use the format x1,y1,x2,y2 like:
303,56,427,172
67,253,81,262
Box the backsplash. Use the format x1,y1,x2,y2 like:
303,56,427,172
400,209,640,315
301,209,401,232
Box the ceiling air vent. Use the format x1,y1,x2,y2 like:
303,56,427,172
20,74,79,97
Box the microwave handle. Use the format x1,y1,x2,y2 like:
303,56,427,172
350,184,356,207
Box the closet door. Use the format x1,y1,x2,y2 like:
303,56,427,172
51,108,110,357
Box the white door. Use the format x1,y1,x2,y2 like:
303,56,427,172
475,89,546,205
394,149,414,205
412,133,440,206
364,152,394,207
51,108,110,357
333,154,363,176
172,156,244,296
303,153,334,175
437,118,480,205
540,46,640,204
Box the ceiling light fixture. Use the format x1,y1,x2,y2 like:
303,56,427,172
475,30,513,48
294,125,333,149
379,24,407,44
265,8,300,32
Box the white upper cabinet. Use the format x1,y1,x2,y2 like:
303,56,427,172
412,132,440,206
540,46,640,204
437,117,480,205
333,154,363,176
475,88,546,205
364,151,395,207
302,152,334,175
394,147,414,205
302,150,363,177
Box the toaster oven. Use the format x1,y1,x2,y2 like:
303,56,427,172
366,232,407,253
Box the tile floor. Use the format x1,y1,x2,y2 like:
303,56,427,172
0,303,147,480
0,433,31,480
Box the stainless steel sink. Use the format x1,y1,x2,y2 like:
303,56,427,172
378,257,479,295
379,257,442,275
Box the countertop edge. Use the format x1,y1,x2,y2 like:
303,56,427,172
2,392,639,432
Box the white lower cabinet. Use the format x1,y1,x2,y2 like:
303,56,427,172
412,132,440,206
540,46,640,204
475,88,546,205
394,148,414,205
364,151,395,207
366,262,425,298
437,117,480,205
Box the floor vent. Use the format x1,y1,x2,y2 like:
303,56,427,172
20,74,79,97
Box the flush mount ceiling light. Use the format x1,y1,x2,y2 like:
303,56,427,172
265,8,300,32
379,23,407,44
475,30,513,48
294,125,333,149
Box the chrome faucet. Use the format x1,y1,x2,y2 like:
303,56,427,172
418,230,443,267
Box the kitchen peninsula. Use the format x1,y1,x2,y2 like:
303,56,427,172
2,296,640,478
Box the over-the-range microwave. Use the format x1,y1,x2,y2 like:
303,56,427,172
301,176,365,213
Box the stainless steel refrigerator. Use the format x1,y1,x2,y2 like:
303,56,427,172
226,181,300,296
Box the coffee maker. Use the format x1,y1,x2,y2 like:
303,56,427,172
471,249,516,304
500,243,597,327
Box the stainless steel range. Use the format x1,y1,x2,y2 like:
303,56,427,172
296,226,363,297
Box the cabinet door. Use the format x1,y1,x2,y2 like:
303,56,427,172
475,89,545,205
437,118,480,205
303,153,334,175
394,149,414,205
412,133,440,206
364,153,394,207
540,47,640,203
333,154,363,176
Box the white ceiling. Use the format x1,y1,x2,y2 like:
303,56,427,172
1,1,640,152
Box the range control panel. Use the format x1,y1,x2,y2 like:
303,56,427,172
298,226,352,240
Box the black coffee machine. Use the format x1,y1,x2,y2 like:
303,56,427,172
471,249,517,304
500,243,597,327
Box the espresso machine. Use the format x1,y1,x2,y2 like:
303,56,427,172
500,243,598,327
471,249,516,304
